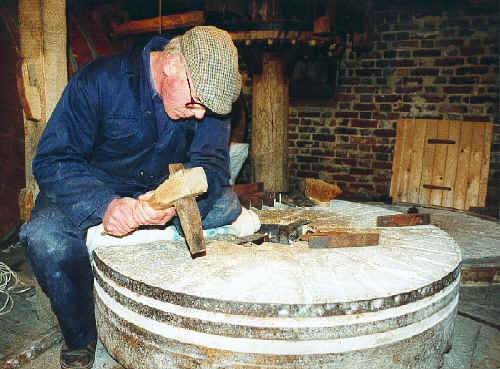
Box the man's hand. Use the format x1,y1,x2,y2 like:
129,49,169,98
103,193,176,237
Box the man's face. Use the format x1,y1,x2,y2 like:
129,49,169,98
158,59,206,120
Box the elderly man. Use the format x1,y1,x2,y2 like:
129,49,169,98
20,26,242,369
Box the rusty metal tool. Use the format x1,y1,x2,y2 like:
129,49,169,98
144,163,207,257
260,220,311,244
376,213,430,227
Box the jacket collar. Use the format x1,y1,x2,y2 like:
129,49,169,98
121,36,170,76
120,36,171,111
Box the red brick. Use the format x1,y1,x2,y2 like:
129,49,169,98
456,66,489,75
297,170,318,178
374,129,396,137
460,46,485,56
335,111,359,118
372,145,392,152
469,96,497,104
373,176,390,183
434,57,465,66
356,69,383,77
413,49,442,57
297,156,319,163
394,59,417,67
349,151,373,159
299,126,316,133
463,115,492,122
435,39,465,48
311,149,334,156
311,164,328,172
439,105,467,113
354,87,378,93
312,134,335,142
375,95,400,103
373,161,393,169
353,103,377,111
336,144,357,151
394,104,412,112
299,112,322,118
481,76,497,84
393,40,419,48
480,56,498,65
335,94,356,102
336,158,357,166
351,119,377,128
359,144,372,152
335,128,357,135
340,77,361,85
387,113,400,120
351,137,376,144
449,76,476,84
350,168,373,175
422,94,446,103
395,86,423,94
443,86,474,94
410,68,439,76
376,59,394,68
332,174,356,182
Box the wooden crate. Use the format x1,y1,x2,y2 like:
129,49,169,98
390,119,493,211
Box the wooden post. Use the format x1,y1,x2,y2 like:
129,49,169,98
251,53,289,192
18,0,67,221
18,0,67,327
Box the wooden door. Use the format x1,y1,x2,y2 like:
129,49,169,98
390,119,492,211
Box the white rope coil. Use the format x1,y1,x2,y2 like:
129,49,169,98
0,261,16,315
0,261,31,315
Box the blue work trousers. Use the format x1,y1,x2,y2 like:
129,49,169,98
19,188,241,349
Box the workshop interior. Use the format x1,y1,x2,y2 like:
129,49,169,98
0,0,499,368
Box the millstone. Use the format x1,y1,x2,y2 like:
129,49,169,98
93,201,461,368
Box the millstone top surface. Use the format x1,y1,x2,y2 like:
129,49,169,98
94,202,461,310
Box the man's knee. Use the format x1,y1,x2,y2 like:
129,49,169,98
21,218,68,265
19,199,87,270
202,187,242,229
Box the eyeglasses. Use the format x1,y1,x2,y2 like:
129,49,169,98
184,70,230,119
185,71,207,110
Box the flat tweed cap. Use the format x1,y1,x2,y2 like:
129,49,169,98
180,26,241,115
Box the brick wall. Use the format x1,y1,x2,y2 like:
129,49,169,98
287,3,499,206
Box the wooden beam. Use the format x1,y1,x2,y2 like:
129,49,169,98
302,230,380,249
230,30,315,41
252,53,289,192
110,10,205,37
18,0,67,221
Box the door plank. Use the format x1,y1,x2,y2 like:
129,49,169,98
419,120,437,205
478,123,493,207
453,122,473,210
441,121,461,208
408,119,427,204
430,119,450,207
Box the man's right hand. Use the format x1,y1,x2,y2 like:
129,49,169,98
103,196,175,237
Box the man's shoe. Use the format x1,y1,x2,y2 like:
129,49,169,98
60,339,97,369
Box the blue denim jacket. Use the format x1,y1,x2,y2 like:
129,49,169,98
33,36,231,230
